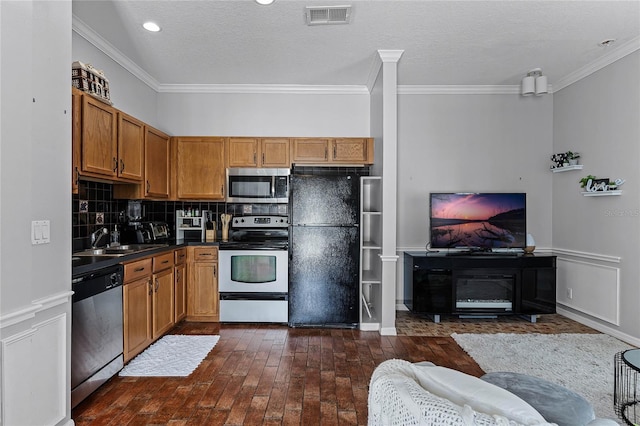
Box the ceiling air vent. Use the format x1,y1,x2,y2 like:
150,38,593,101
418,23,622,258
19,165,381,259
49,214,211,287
305,5,352,25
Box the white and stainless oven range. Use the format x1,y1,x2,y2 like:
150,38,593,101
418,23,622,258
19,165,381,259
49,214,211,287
219,215,289,323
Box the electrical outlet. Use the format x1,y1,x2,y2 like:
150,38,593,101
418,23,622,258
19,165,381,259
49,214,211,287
567,288,573,299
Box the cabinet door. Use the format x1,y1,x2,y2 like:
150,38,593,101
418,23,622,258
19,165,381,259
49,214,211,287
145,126,170,198
520,268,556,315
174,263,187,322
152,268,175,339
188,261,219,320
227,137,259,168
117,112,144,181
291,138,330,163
175,137,225,200
261,138,290,168
72,88,82,194
332,138,373,164
123,277,152,362
81,95,118,178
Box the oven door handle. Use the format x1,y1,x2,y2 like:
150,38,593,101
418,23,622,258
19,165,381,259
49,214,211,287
220,292,288,301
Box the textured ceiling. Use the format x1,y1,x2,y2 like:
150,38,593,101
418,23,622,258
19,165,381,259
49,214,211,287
72,0,640,89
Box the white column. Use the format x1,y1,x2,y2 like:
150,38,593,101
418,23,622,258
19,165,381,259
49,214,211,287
378,50,403,335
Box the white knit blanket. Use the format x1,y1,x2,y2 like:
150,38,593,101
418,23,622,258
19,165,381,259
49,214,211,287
368,359,556,426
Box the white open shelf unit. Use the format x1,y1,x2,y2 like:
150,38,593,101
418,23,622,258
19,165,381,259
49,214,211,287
551,164,583,173
360,176,382,331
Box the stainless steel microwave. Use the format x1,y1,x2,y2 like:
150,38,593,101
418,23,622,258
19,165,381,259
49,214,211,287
226,168,290,203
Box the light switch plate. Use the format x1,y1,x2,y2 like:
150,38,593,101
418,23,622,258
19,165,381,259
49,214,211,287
31,220,50,245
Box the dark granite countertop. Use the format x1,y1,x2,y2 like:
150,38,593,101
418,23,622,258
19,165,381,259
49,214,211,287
72,239,219,277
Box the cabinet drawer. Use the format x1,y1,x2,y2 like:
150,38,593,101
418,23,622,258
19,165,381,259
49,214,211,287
193,246,218,261
123,258,153,282
174,248,187,265
153,252,174,272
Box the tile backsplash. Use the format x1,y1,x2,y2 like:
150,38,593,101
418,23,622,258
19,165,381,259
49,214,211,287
72,181,286,251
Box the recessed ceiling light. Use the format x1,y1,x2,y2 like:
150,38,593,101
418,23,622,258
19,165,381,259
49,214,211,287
255,0,275,5
599,38,616,47
143,22,161,32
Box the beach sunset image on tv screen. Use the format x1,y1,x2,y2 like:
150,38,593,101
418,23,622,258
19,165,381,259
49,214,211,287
430,193,526,249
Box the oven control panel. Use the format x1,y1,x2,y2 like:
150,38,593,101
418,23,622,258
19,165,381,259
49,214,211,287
232,215,289,228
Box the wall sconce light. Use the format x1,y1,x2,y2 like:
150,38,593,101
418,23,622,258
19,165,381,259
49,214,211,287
521,68,548,96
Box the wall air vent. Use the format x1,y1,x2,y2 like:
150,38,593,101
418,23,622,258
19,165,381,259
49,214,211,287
305,5,352,25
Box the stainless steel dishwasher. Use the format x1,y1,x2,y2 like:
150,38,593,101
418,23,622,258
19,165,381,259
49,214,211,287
71,264,124,408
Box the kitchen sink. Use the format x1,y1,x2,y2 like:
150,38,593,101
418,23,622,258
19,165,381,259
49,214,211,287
73,244,169,257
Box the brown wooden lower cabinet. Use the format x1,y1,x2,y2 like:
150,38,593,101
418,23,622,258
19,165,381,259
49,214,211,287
122,258,153,363
186,246,219,322
174,248,187,322
122,250,177,362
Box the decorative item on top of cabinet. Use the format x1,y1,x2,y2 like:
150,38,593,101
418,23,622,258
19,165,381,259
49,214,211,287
227,137,290,168
173,137,225,200
186,246,219,322
291,138,374,165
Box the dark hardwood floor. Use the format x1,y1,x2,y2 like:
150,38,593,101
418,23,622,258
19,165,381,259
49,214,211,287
72,314,595,425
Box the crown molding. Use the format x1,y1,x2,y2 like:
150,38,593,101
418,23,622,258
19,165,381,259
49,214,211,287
366,53,383,93
398,85,525,95
157,84,369,95
553,35,640,93
378,50,404,63
72,15,160,91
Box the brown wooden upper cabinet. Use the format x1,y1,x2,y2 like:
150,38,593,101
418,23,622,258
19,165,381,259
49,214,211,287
291,138,373,165
117,112,145,182
173,137,225,200
227,137,290,168
144,126,171,198
78,93,145,183
72,88,82,194
113,125,170,200
80,94,118,179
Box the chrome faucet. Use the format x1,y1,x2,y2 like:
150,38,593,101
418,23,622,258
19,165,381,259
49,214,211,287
90,227,108,248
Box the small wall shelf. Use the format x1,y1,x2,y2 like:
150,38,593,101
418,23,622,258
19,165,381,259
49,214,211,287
551,164,583,173
582,190,622,197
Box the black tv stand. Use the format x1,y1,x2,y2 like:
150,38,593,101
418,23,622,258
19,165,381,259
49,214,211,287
404,251,556,323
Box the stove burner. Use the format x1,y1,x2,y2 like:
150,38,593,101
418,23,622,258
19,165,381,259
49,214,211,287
220,215,289,251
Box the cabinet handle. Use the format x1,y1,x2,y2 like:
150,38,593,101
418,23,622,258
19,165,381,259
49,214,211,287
146,180,151,193
134,267,146,272
120,159,125,173
324,147,328,159
148,281,153,295
161,260,169,264
74,167,79,185
214,265,217,278
199,253,213,256
112,157,118,172
333,144,336,159
262,152,265,164
155,278,159,292
221,185,224,197
254,152,257,165
176,271,181,282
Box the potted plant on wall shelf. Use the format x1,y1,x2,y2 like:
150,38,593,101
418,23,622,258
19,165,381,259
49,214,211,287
566,151,580,165
579,175,597,189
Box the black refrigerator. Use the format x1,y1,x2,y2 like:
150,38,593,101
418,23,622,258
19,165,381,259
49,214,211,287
288,173,360,328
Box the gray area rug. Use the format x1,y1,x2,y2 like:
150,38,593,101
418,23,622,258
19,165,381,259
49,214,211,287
119,334,219,377
452,333,634,421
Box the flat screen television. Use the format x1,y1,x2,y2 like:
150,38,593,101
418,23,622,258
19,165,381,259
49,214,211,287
429,192,526,250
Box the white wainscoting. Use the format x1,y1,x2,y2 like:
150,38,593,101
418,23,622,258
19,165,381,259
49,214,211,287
1,293,71,426
555,251,621,326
